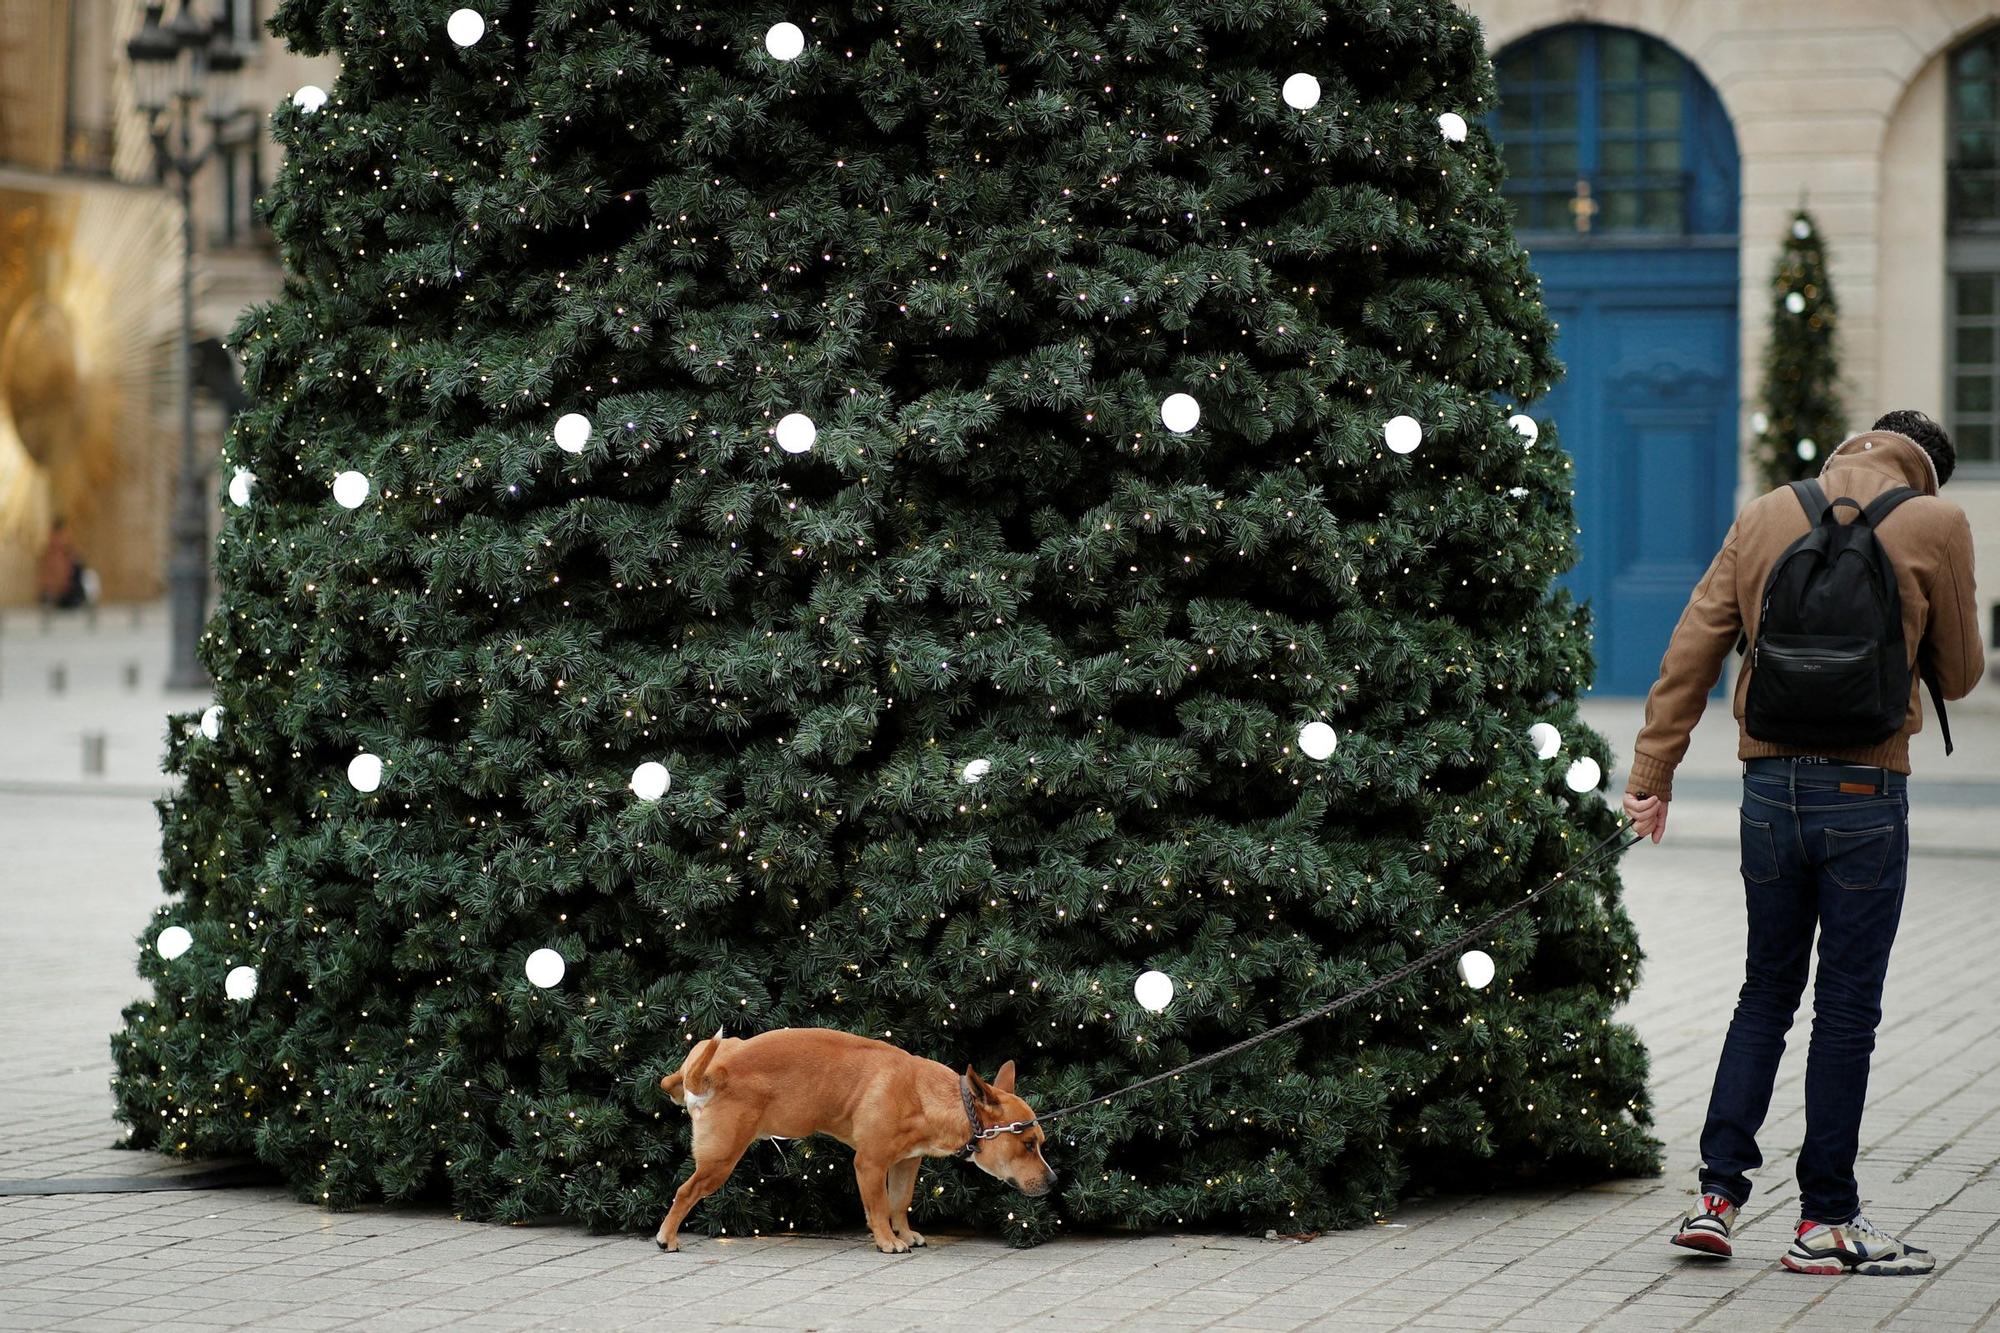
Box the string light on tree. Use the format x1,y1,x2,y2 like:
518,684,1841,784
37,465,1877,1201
155,926,192,961
1507,414,1539,445
224,966,257,1001
347,753,383,793
1384,415,1422,454
1437,111,1468,142
1134,970,1175,1012
554,413,592,454
1160,393,1200,434
291,85,327,113
200,705,225,741
1565,756,1603,793
765,21,806,61
332,471,369,509
1281,73,1321,110
446,8,485,47
775,412,817,454
1527,722,1561,759
1456,950,1495,989
630,762,671,801
1297,721,1338,761
525,949,566,988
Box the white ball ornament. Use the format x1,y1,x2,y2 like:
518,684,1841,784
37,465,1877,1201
630,761,671,801
1134,970,1175,1013
1507,413,1539,445
1793,217,1812,240
775,412,817,454
1297,721,1338,761
347,752,383,793
156,926,193,961
332,470,370,509
1384,414,1422,455
446,8,485,47
765,21,806,61
1160,392,1201,434
1796,438,1818,462
1437,111,1469,143
1785,291,1807,315
525,948,566,988
1456,950,1496,990
225,965,257,1001
1528,722,1561,760
200,705,225,741
1281,73,1321,111
1565,756,1603,793
228,468,255,506
554,412,592,453
292,85,328,113
959,758,992,785
1750,410,1770,435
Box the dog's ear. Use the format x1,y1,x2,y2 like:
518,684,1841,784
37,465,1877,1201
660,1073,684,1095
964,1064,999,1106
993,1060,1016,1095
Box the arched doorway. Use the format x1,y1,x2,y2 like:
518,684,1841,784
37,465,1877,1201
1494,24,1741,695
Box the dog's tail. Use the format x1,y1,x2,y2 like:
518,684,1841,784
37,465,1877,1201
668,1028,727,1101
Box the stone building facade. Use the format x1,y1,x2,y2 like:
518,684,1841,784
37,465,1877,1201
1466,0,2000,690
0,0,331,602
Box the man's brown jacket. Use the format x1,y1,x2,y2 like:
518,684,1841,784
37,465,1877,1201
1626,430,1982,800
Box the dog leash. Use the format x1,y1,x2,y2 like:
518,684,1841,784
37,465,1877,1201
994,819,1641,1137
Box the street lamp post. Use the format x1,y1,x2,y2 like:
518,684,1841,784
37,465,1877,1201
126,1,247,691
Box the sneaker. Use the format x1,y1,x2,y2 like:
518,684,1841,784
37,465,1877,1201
1671,1193,1740,1257
1781,1213,1936,1276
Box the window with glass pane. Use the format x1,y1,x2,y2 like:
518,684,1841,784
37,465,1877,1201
1493,25,1692,237
1950,271,2000,465
1952,33,2000,232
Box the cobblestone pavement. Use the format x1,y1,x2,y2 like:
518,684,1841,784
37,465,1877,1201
5,609,2000,1331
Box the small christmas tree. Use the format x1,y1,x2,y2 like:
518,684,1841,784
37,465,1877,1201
1753,209,1845,488
112,0,1658,1244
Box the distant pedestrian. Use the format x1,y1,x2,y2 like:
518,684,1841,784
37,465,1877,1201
37,517,89,610
1624,411,1981,1275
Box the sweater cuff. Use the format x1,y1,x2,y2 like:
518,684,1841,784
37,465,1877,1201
1625,751,1677,801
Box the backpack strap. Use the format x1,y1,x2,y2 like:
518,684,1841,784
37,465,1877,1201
1789,479,1831,525
1861,485,1920,529
1922,647,1955,757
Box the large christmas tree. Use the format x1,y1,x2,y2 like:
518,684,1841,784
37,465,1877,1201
113,0,1657,1243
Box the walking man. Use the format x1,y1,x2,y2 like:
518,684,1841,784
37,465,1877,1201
1624,411,1982,1275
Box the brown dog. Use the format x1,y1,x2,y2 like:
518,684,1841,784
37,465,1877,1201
654,1027,1055,1253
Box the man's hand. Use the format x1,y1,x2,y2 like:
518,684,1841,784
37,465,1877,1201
1623,792,1668,844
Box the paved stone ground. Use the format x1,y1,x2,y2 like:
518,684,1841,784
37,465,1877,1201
5,607,2000,1331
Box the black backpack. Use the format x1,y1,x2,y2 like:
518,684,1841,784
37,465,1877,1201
1744,480,1953,755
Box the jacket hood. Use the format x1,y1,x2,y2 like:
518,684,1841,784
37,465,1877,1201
1817,430,1939,495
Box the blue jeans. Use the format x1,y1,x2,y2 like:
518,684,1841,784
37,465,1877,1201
1698,756,1910,1225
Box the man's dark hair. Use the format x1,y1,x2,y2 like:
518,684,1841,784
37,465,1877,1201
1871,409,1955,487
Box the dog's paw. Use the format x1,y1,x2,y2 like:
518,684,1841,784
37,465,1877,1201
656,1237,680,1253
874,1237,912,1254
904,1230,927,1248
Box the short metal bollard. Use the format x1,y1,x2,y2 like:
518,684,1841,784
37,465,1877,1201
49,663,66,694
83,731,107,776
124,661,141,691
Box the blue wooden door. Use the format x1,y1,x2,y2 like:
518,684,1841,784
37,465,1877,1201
1495,25,1741,695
